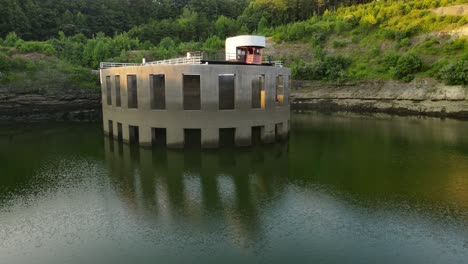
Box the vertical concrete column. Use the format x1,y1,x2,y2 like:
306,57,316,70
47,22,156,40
284,72,291,105
235,126,251,147
167,127,184,148
201,70,218,111
278,122,288,140
262,123,276,143
139,126,153,148
103,118,110,135
264,71,275,109
236,72,251,110
202,128,219,148
122,70,129,109
138,68,151,110
113,121,120,141
122,123,130,144
166,68,183,111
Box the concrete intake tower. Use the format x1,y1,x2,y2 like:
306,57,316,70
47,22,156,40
99,35,290,148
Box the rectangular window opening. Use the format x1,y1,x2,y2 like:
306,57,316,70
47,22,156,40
108,120,113,137
219,74,235,110
251,75,265,109
184,129,201,148
183,75,201,110
276,75,284,104
127,75,138,109
252,126,263,145
115,75,121,107
129,125,139,145
117,123,123,142
150,74,166,109
275,123,283,141
219,128,236,147
106,76,112,106
152,128,167,147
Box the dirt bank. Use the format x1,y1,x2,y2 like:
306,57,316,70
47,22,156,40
291,79,468,119
0,90,101,121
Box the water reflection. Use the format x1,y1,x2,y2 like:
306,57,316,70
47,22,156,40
1,113,468,263
104,138,289,246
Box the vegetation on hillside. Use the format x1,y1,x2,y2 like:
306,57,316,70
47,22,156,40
0,0,467,91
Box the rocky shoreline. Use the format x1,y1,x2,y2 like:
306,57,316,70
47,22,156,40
1,78,467,122
291,79,468,119
0,91,101,122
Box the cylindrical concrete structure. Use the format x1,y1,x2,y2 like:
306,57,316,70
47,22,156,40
100,64,290,148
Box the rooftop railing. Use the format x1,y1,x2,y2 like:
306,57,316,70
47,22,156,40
100,51,283,69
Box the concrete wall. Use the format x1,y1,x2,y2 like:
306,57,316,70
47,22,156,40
101,64,291,148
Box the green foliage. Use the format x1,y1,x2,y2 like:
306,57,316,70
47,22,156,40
393,54,423,82
437,58,468,85
292,55,352,83
17,41,56,55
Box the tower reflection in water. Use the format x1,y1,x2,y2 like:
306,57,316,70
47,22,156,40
103,138,289,246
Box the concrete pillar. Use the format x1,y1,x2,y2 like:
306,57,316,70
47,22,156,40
103,118,110,136
236,73,251,110
202,128,219,148
167,128,184,148
235,126,251,147
201,71,218,111
122,123,130,144
138,70,151,110
278,122,289,140
265,71,275,109
139,126,152,148
262,123,275,144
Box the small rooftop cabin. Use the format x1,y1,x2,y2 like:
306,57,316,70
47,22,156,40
225,35,266,65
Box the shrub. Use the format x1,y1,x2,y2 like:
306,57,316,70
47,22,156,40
393,53,422,82
17,41,56,56
437,58,468,85
332,40,347,48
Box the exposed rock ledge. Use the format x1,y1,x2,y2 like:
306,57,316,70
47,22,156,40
291,79,468,119
0,91,101,121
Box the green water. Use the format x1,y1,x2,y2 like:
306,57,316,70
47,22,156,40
1,113,467,263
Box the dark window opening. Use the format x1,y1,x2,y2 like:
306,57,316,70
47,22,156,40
276,75,284,104
115,75,121,107
183,75,201,110
184,129,201,148
150,74,166,109
275,123,283,141
106,76,112,105
251,75,265,109
129,125,139,145
219,128,236,147
152,128,167,147
252,126,263,145
108,120,113,137
219,74,235,110
127,75,138,109
117,123,123,142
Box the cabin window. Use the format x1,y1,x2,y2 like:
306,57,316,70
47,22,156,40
150,74,166,110
276,75,284,104
219,74,235,110
127,75,138,109
115,75,121,107
251,75,265,109
106,76,112,105
183,75,201,110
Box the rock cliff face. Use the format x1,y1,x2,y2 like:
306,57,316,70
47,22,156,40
291,79,468,119
0,91,101,121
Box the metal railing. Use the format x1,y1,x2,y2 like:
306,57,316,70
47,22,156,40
100,51,283,69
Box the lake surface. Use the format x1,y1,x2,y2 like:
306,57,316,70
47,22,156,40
1,112,467,263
